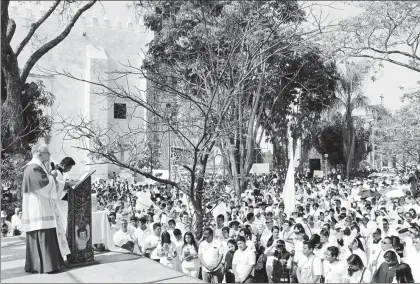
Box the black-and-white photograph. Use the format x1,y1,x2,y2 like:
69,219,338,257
1,1,419,283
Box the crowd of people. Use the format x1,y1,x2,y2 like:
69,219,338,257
89,166,420,283
4,142,420,281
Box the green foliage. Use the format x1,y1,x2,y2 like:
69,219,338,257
1,152,27,215
376,98,420,165
1,72,54,155
313,112,371,173
313,114,345,166
328,1,420,73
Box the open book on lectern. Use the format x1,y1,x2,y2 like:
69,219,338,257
73,170,96,189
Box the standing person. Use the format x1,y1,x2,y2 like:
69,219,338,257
264,226,281,282
395,263,415,283
157,231,177,269
21,144,70,274
296,241,323,283
198,228,224,283
323,246,346,283
403,234,420,282
232,236,256,283
181,232,200,278
11,208,22,235
133,217,152,257
144,223,162,262
368,236,399,275
172,228,183,272
224,239,237,283
271,240,292,283
52,157,75,233
343,254,371,283
371,250,399,283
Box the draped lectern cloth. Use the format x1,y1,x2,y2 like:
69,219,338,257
92,210,116,250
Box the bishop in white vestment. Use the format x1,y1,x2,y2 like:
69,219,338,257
21,144,70,274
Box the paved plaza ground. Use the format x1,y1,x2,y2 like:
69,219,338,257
1,236,202,283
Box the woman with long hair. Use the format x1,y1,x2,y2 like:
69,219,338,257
344,254,371,283
323,246,346,283
347,237,367,268
157,231,177,269
395,263,415,283
180,232,200,278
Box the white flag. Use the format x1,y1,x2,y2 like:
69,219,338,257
283,153,295,217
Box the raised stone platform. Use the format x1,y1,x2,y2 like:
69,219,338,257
1,238,203,283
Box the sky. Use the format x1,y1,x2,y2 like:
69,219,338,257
304,1,419,113
77,1,417,155
89,1,418,113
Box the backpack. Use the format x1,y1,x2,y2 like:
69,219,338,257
272,252,291,283
255,253,266,271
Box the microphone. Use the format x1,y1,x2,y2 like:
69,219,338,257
51,162,56,170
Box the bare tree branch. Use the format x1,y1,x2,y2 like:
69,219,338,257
15,0,62,57
20,0,97,83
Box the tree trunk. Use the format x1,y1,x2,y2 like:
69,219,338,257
2,72,26,153
343,126,355,179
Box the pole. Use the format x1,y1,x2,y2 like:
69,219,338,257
168,130,171,181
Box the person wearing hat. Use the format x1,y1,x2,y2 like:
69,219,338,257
21,144,71,273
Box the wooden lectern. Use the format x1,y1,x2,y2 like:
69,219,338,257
66,170,98,266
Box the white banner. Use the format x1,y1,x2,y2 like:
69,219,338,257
283,154,295,217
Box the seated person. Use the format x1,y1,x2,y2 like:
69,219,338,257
1,211,12,237
113,219,135,252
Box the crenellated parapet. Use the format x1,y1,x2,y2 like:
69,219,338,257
8,1,150,34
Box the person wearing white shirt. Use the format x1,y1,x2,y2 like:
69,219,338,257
366,228,382,264
323,246,347,283
232,236,256,283
264,226,281,281
214,214,225,241
380,218,397,238
156,231,177,269
198,228,224,283
181,232,201,278
144,223,162,262
11,208,22,234
113,219,134,251
344,254,371,283
296,241,323,283
133,217,152,256
172,229,184,272
349,238,368,268
403,234,420,282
